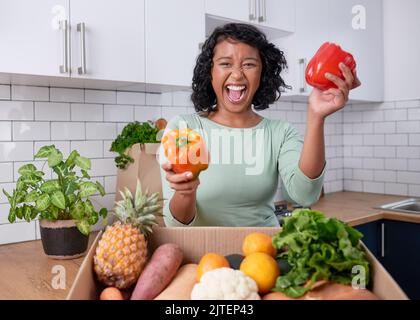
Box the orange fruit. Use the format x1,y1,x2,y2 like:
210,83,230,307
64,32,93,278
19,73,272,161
242,232,277,257
240,252,280,294
196,252,230,282
100,287,124,300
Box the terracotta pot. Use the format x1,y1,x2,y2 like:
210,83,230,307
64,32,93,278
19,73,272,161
39,219,89,259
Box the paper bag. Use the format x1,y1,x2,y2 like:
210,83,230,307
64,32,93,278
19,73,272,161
115,143,164,226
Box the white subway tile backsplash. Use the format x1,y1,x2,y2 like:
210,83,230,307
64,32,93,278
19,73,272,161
396,121,420,133
353,123,373,134
286,111,304,123
374,121,395,134
173,91,193,107
71,103,103,122
117,123,129,135
385,158,407,171
353,146,373,158
70,141,103,158
408,108,420,120
11,85,48,101
292,102,307,111
343,135,363,146
0,142,33,161
0,222,36,245
385,134,408,146
117,91,146,105
0,203,11,224
0,163,13,183
397,171,420,184
363,181,384,194
0,101,33,120
35,102,70,121
161,107,187,121
103,140,116,158
408,159,420,172
353,169,374,181
374,146,396,158
85,90,116,104
276,101,293,111
50,88,84,103
0,85,10,100
344,168,352,179
374,170,396,183
344,157,362,169
385,183,408,196
104,105,134,122
146,92,172,106
343,111,362,123
0,122,12,141
409,134,420,146
395,100,420,109
362,110,384,122
90,158,117,177
51,122,85,140
409,185,420,197
344,180,362,191
363,158,384,170
12,122,50,141
0,182,15,203
134,106,162,122
384,109,407,121
363,134,384,146
396,146,420,159
105,175,117,193
86,123,117,140
269,110,287,121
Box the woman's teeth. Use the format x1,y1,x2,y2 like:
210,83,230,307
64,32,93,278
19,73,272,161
226,85,246,103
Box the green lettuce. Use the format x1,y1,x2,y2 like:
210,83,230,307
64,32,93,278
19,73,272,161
272,209,370,298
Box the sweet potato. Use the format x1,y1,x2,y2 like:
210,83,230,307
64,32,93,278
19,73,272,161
154,264,197,300
130,243,183,300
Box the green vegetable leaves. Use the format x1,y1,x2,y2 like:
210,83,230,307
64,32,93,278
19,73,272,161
2,145,108,237
110,121,159,169
272,209,370,298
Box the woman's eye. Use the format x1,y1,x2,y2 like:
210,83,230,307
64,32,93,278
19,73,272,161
220,63,230,67
243,63,256,69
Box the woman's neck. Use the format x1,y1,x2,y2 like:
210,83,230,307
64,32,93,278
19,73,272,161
207,106,262,128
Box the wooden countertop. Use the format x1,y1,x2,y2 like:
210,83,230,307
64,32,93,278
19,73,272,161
1,191,419,299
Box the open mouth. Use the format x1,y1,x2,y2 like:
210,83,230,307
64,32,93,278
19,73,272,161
225,84,247,104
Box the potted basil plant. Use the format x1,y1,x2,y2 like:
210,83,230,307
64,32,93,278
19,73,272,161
2,145,108,259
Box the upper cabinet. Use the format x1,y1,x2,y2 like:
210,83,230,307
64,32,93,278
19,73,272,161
275,0,384,103
0,0,70,78
205,0,295,39
0,0,144,83
145,0,205,88
70,0,145,82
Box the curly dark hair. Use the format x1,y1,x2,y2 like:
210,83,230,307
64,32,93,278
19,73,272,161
191,23,290,112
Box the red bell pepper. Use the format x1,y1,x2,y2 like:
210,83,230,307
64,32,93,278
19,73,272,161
305,42,356,91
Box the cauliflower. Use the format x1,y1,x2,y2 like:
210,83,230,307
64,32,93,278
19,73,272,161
191,268,260,300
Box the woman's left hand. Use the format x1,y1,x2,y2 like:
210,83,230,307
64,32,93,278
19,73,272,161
308,62,361,120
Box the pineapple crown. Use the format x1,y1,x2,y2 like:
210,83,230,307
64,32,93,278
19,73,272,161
113,179,162,237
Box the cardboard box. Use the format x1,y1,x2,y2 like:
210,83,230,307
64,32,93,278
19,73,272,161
67,227,408,300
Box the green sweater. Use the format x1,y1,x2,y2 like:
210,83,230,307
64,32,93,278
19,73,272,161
159,113,325,227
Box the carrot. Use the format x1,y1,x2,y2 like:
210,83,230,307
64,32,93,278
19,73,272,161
130,243,183,300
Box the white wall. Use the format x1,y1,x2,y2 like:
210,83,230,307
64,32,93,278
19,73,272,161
383,0,420,101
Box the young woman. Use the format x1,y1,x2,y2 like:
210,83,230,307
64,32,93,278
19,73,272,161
160,23,360,227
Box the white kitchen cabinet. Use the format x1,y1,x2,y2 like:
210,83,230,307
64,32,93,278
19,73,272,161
205,0,295,39
0,0,70,77
145,0,205,88
70,0,145,82
275,0,383,103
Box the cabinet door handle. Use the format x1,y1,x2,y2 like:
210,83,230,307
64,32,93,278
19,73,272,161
249,0,256,21
77,22,87,75
381,222,385,258
59,19,69,74
299,58,307,93
258,0,266,22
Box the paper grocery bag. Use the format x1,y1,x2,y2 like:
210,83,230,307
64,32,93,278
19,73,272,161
115,143,164,226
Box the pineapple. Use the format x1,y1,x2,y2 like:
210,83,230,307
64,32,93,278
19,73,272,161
93,180,161,289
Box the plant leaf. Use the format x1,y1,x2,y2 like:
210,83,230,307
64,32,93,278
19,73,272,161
75,156,91,170
8,208,16,223
81,169,90,179
40,180,60,194
63,180,77,195
24,190,39,203
96,181,106,196
76,219,90,236
23,205,32,222
67,194,77,205
70,202,85,220
99,208,108,218
36,193,50,211
88,211,99,225
51,191,66,209
65,150,80,167
79,182,98,198
34,145,56,159
48,149,63,167
18,164,37,176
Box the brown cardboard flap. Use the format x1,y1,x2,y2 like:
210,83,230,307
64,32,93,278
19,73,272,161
67,227,408,300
